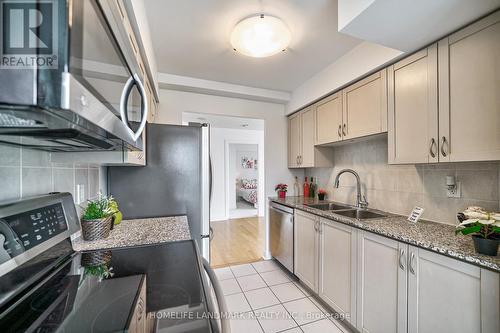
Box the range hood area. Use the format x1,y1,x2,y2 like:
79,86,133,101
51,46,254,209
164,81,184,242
0,0,147,153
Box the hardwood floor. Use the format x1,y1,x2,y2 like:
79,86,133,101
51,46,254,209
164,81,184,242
210,216,265,268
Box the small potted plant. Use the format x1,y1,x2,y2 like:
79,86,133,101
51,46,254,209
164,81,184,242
80,196,114,241
456,207,500,256
317,189,327,201
275,183,288,199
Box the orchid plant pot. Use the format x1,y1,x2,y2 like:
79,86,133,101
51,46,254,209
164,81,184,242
472,235,499,256
81,216,112,241
278,190,286,199
318,193,326,201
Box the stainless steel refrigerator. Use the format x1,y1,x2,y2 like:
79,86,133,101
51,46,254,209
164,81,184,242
107,123,211,258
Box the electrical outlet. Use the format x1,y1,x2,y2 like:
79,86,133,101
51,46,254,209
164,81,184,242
447,181,461,198
76,184,86,204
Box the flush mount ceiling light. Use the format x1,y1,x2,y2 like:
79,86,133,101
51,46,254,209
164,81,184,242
231,14,291,58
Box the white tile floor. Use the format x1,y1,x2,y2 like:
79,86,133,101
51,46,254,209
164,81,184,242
215,260,350,333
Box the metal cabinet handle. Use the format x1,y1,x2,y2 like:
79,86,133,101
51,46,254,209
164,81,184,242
409,252,416,275
342,124,347,136
440,136,448,157
429,138,436,158
399,248,405,271
296,156,299,165
299,156,302,165
338,125,342,138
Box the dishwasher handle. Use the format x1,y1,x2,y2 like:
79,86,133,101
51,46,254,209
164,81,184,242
202,259,231,333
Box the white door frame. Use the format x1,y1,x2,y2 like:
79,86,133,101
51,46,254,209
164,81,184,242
224,139,265,220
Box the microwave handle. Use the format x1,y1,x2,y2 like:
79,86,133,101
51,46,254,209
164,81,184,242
119,73,149,142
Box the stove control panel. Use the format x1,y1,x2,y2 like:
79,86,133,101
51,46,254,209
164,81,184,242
0,203,68,263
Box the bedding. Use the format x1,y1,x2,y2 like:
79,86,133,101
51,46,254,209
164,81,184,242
236,178,258,207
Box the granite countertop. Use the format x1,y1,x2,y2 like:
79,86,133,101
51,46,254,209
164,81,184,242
72,216,191,252
270,196,499,272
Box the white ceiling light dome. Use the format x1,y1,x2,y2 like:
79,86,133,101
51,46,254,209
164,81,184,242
231,14,291,58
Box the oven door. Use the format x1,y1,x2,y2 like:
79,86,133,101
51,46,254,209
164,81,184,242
68,0,147,147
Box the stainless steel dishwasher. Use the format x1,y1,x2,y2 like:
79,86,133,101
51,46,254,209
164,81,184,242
269,202,294,273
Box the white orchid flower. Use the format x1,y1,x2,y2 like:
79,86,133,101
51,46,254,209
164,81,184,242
457,219,479,227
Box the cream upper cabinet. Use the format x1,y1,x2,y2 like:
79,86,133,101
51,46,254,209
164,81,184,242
356,231,407,333
438,11,500,162
343,69,388,140
287,108,333,168
300,107,316,167
407,246,499,333
294,210,319,293
319,219,357,325
315,92,343,145
288,112,302,168
388,45,439,164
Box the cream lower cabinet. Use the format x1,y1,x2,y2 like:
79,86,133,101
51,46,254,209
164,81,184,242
356,230,499,333
294,210,319,292
356,231,407,333
407,246,499,333
318,218,357,324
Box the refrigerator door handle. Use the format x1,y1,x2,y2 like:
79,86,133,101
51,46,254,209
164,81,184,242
209,156,213,204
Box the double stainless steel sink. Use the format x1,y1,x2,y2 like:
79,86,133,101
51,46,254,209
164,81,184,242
305,202,388,220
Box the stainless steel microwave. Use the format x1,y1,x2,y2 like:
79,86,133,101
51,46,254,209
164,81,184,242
0,0,148,152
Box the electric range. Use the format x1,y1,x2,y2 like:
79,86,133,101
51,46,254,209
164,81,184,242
0,193,223,333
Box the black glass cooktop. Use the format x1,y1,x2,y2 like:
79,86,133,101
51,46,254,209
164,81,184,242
0,240,212,333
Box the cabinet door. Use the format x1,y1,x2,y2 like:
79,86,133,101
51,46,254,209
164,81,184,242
315,93,343,145
438,11,500,162
300,107,316,167
294,210,319,292
356,231,407,333
388,45,438,164
407,246,486,333
319,219,356,324
343,70,388,140
288,113,301,168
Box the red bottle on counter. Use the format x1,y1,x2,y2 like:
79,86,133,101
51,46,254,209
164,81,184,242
303,177,309,197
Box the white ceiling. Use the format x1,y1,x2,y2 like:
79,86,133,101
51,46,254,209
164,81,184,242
144,0,362,92
339,0,500,53
182,112,264,131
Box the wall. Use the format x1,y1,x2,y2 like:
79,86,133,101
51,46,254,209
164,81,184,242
229,143,259,210
286,41,402,114
0,145,106,210
155,89,304,257
306,136,500,225
210,128,264,221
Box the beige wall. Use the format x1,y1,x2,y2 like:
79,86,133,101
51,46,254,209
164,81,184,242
306,136,500,225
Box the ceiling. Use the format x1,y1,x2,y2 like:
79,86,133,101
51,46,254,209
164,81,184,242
143,0,362,92
182,112,264,131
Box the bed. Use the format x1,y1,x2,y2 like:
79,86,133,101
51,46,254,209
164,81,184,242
236,179,258,208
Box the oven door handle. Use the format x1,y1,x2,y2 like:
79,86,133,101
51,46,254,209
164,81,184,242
202,258,231,333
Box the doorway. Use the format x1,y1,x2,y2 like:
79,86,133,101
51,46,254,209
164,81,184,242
228,143,259,219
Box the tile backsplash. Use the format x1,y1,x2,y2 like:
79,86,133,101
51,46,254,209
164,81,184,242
306,136,500,225
0,145,106,209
